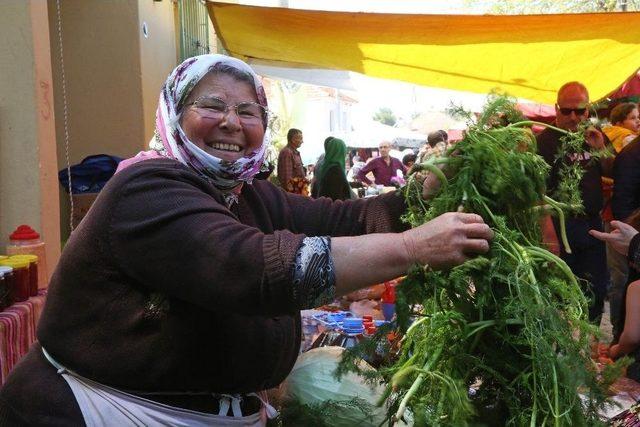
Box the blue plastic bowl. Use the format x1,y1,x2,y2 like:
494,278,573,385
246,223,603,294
343,317,363,329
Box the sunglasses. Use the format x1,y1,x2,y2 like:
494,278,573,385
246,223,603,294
556,105,588,116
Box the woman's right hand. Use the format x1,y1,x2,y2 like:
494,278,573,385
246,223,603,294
402,212,493,270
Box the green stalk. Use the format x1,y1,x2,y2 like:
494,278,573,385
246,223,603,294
421,163,448,190
552,363,560,427
543,195,572,254
404,315,429,337
530,363,538,427
506,120,570,135
393,346,444,423
525,246,578,289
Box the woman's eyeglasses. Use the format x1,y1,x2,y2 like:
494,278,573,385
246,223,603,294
556,105,588,116
185,96,268,125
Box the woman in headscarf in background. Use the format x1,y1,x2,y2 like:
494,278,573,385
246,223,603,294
0,54,492,426
315,137,353,201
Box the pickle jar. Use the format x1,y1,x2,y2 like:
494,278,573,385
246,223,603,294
10,255,38,297
0,258,30,302
0,266,12,310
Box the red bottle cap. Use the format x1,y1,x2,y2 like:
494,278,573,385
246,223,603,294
9,225,40,240
363,315,373,322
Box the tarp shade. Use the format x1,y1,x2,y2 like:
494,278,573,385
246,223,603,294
603,71,640,101
208,2,640,105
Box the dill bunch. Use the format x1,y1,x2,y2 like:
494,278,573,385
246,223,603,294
339,94,626,426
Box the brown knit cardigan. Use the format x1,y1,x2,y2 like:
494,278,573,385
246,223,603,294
0,158,408,424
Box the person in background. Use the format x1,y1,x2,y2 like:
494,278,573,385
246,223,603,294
607,134,640,337
603,102,640,154
402,152,417,170
0,54,494,425
590,214,640,379
536,81,610,323
419,130,449,162
600,104,639,337
277,128,307,194
315,137,353,201
347,154,365,183
356,140,406,187
309,138,331,198
254,144,278,180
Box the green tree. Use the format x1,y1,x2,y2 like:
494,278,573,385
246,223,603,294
463,0,639,13
373,107,397,126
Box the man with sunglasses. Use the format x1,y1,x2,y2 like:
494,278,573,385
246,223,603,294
537,81,611,324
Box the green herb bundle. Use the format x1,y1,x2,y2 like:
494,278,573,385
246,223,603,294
338,94,624,426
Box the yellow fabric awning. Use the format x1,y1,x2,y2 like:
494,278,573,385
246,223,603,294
208,2,640,104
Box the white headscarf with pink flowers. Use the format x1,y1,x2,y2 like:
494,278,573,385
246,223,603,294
118,54,269,192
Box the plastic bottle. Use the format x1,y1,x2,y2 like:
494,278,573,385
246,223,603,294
7,225,47,289
381,280,397,321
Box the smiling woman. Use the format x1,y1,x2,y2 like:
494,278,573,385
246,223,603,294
180,70,267,163
0,54,493,426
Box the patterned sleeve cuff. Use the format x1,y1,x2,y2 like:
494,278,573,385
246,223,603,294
292,237,336,309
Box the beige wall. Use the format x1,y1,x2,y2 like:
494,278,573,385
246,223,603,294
49,0,145,166
48,0,178,240
138,0,178,143
0,0,61,279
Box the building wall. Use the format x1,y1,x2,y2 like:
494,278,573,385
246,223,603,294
48,0,144,165
48,0,178,241
138,0,178,143
0,0,61,279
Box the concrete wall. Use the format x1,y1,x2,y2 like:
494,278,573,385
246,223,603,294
48,0,178,240
0,0,61,279
138,0,178,143
49,0,144,166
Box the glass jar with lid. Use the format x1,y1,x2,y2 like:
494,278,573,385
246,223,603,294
0,258,30,302
10,255,38,297
0,266,12,310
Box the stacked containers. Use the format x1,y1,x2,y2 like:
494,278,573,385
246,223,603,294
0,266,12,310
6,225,47,290
0,258,29,302
10,255,38,297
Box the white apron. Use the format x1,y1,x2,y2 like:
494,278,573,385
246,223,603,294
42,347,278,427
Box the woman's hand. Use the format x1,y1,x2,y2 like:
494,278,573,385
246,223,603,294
402,212,493,270
589,220,639,256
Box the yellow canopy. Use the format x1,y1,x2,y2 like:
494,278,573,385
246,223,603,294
208,2,640,104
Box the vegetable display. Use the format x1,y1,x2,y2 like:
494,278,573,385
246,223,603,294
337,94,624,426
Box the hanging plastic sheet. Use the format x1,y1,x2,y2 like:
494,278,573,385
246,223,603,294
208,3,640,104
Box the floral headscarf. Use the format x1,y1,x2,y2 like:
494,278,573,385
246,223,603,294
125,54,270,192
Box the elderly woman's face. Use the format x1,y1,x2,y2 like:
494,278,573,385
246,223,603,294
180,72,265,162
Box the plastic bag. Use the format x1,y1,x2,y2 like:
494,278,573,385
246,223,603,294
281,347,388,426
58,154,123,194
